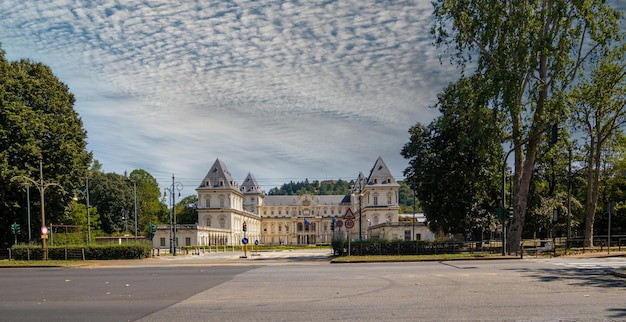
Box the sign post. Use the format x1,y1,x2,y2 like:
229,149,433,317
241,237,249,258
343,209,356,256
241,221,248,258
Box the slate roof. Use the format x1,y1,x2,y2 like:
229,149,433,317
198,158,239,190
240,172,263,194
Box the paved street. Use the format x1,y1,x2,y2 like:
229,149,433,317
1,251,625,321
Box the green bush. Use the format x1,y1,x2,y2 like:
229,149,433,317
332,240,465,256
10,244,152,260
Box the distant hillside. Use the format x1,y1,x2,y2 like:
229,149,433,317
267,179,352,196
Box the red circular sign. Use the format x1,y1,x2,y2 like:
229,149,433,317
41,226,48,234
345,219,354,229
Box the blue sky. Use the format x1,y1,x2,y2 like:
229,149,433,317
1,1,622,198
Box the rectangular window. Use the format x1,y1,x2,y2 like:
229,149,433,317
185,237,191,246
404,230,411,241
416,234,422,241
160,238,166,247
206,199,210,208
220,199,225,208
374,196,378,206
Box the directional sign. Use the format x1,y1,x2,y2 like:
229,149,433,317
254,240,259,246
345,219,355,229
343,208,355,220
242,237,249,245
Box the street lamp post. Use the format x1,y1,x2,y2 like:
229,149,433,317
353,180,365,241
19,183,32,243
131,180,137,240
412,182,417,241
73,177,91,244
163,174,183,256
11,156,60,260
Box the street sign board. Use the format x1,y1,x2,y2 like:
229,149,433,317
336,220,343,228
41,226,48,234
242,237,249,244
343,208,355,220
345,219,354,229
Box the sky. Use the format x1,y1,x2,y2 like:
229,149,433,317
1,1,622,198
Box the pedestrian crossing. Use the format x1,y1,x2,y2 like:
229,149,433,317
537,258,626,271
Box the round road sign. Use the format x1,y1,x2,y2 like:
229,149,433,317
336,220,343,228
41,226,48,234
242,237,249,244
345,219,355,229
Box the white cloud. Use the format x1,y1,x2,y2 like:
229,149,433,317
0,0,460,196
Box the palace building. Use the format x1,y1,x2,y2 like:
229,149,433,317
151,156,433,250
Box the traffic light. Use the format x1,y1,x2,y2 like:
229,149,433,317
550,123,558,145
330,222,334,231
242,221,247,232
10,222,20,234
148,223,157,240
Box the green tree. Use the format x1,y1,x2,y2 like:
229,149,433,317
397,180,420,214
88,170,134,235
128,169,164,234
431,0,623,253
1,49,92,246
402,76,502,236
569,45,626,247
176,195,198,224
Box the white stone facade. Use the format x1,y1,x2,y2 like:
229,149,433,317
153,156,431,249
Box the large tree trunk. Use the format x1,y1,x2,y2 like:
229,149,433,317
507,139,540,254
507,50,549,255
583,138,602,247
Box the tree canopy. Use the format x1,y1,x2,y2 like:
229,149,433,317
402,76,502,235
430,0,624,253
1,48,92,246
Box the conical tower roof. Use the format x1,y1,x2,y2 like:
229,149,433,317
240,172,263,194
367,156,399,186
198,158,238,189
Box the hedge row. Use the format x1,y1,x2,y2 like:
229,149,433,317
332,239,466,256
10,244,152,260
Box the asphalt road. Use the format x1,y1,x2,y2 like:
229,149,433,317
1,251,625,321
